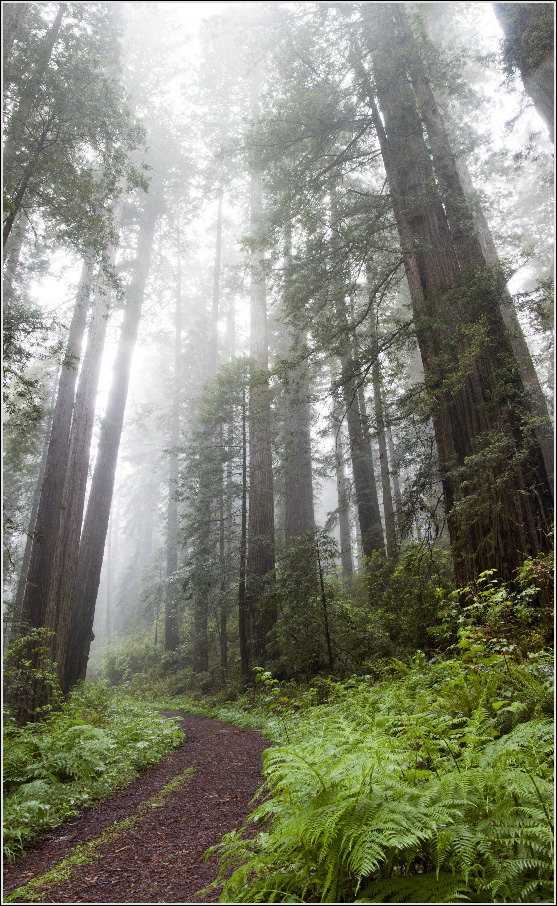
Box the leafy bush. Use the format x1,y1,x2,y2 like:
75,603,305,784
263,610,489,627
3,683,184,862
3,628,63,723
209,649,553,903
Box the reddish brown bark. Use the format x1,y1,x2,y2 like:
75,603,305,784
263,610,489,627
363,4,552,584
64,199,160,693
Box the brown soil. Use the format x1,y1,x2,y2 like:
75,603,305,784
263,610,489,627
3,712,270,904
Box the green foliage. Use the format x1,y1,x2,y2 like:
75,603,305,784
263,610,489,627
497,3,554,77
436,546,554,658
3,682,183,862
3,629,63,724
102,633,162,686
208,648,553,903
269,531,342,677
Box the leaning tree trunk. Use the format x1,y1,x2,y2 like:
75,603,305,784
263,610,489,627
64,198,160,693
363,3,552,585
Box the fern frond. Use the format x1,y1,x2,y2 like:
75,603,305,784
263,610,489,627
355,871,470,903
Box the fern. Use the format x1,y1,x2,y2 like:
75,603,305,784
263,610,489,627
210,652,554,903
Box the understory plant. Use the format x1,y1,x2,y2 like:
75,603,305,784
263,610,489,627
207,565,554,903
3,682,184,862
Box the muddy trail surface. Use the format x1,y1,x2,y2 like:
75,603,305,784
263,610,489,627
3,712,269,904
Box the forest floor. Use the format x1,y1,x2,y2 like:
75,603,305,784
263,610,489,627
3,712,269,904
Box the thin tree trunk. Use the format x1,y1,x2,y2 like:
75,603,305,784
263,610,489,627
219,445,227,677
368,291,397,559
385,419,402,534
332,394,354,579
238,385,249,677
316,536,334,671
3,119,51,248
283,228,315,542
209,188,223,377
3,216,26,287
246,79,275,654
64,199,160,693
105,506,113,639
340,355,385,562
165,221,181,652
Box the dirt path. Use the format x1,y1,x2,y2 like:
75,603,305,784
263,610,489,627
3,712,269,904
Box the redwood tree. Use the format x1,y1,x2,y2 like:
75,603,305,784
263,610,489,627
361,3,553,584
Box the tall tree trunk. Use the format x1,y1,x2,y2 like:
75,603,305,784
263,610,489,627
396,4,553,494
165,221,182,652
218,441,228,677
385,418,402,534
331,185,384,563
363,4,552,584
332,392,354,579
16,259,93,636
454,156,554,495
64,199,160,693
209,188,223,377
367,284,397,559
238,385,249,677
43,246,117,693
7,377,57,649
338,354,385,563
493,2,554,144
246,82,275,655
105,505,113,639
283,229,315,541
9,259,93,721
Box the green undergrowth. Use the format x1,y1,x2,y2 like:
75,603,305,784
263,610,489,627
206,645,554,903
3,682,184,863
150,691,284,741
4,763,196,902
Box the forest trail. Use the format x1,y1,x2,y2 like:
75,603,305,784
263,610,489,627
3,712,269,904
